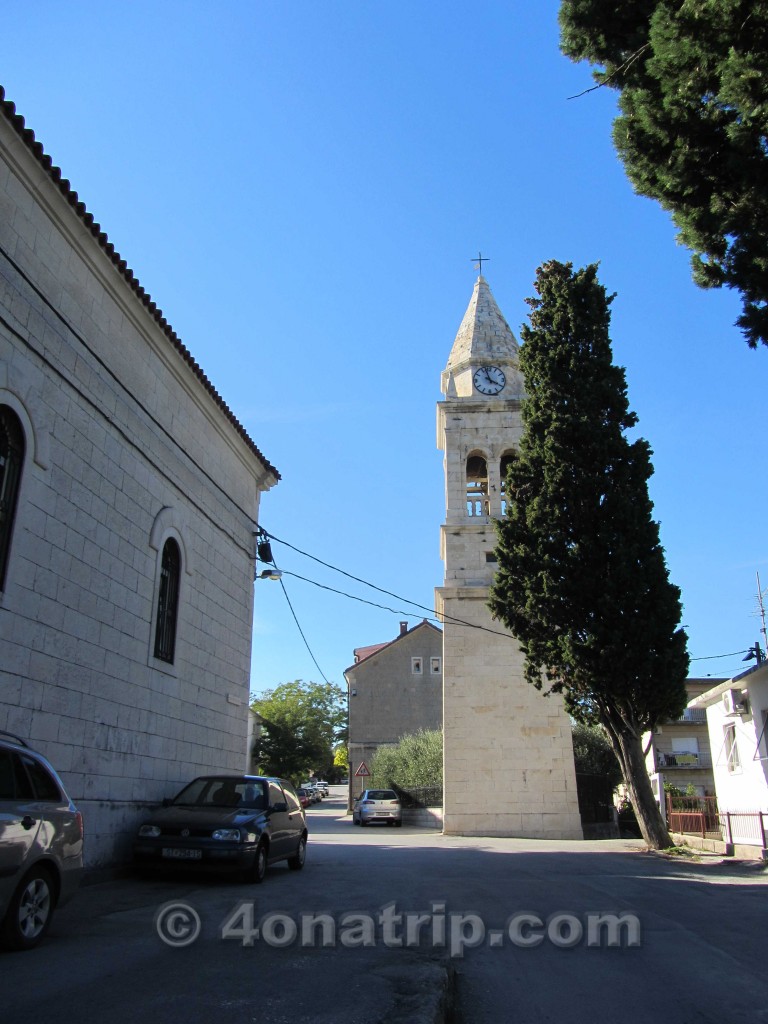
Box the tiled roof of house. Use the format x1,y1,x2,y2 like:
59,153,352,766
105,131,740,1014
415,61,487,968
352,642,390,664
345,620,441,674
0,86,279,480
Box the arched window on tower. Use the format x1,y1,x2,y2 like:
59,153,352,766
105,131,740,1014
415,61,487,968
0,406,25,590
154,538,181,663
466,454,489,517
500,450,516,517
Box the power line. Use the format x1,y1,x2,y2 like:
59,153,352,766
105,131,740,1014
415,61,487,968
280,570,431,621
275,573,331,684
689,650,749,662
261,526,750,667
264,525,521,640
282,570,450,631
264,528,443,619
280,569,519,641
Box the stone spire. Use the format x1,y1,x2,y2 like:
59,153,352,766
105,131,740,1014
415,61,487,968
441,276,522,398
446,275,519,372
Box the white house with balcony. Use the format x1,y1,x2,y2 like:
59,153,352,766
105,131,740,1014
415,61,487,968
643,678,721,814
687,664,768,856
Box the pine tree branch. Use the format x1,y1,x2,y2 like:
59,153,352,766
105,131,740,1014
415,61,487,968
567,43,651,100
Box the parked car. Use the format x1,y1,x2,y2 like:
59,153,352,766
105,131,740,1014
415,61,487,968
353,789,402,827
295,788,312,809
0,731,84,950
133,775,307,882
315,780,330,796
301,783,322,803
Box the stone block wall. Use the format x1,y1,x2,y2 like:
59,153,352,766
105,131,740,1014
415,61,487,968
437,392,582,839
438,585,583,838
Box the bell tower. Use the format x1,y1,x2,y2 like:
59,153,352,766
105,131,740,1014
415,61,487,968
436,275,582,838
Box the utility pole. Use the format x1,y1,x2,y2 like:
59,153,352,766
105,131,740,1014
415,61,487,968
757,571,768,662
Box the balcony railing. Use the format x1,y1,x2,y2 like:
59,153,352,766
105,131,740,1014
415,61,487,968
657,751,712,769
670,708,707,724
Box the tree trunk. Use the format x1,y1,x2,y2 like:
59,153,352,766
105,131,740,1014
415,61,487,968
614,728,673,849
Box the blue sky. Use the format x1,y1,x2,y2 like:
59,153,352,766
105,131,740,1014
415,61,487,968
4,2,766,691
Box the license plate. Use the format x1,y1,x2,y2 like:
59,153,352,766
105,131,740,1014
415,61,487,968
161,847,202,860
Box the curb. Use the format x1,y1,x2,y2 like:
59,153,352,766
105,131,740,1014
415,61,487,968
374,957,457,1024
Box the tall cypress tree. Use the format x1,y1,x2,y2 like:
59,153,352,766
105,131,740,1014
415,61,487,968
559,0,768,348
489,261,689,849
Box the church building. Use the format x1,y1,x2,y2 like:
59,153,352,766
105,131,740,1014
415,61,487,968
0,89,278,866
436,275,582,838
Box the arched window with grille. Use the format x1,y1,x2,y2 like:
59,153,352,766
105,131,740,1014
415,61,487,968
500,450,516,517
154,538,181,663
0,406,25,590
466,454,489,517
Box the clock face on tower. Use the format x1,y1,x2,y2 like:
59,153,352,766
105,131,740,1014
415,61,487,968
472,365,506,395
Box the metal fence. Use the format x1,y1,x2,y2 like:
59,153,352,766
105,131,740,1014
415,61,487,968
667,795,721,838
575,773,615,824
392,784,443,809
720,810,768,848
667,794,768,847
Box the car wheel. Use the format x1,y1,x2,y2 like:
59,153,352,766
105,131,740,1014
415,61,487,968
359,817,367,827
395,820,403,828
288,835,307,871
1,866,56,951
353,816,360,825
252,842,268,884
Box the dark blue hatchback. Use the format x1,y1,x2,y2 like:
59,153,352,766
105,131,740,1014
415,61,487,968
133,774,307,883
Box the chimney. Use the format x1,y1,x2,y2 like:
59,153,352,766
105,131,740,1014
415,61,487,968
399,621,408,636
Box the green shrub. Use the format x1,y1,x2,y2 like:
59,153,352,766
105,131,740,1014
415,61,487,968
370,729,442,790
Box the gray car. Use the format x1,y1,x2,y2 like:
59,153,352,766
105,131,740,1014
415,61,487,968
0,732,84,950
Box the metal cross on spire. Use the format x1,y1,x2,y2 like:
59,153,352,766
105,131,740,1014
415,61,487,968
470,251,490,275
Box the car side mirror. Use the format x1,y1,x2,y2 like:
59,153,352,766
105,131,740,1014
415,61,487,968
270,801,288,813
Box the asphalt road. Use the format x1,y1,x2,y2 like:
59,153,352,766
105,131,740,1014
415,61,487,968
4,787,767,1023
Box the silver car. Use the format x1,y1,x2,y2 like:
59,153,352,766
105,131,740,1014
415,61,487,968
353,789,403,827
0,732,84,950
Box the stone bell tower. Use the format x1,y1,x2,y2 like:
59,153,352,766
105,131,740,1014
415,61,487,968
435,275,582,838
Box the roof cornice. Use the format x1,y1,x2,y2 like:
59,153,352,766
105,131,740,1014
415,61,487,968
687,663,768,708
0,85,279,480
